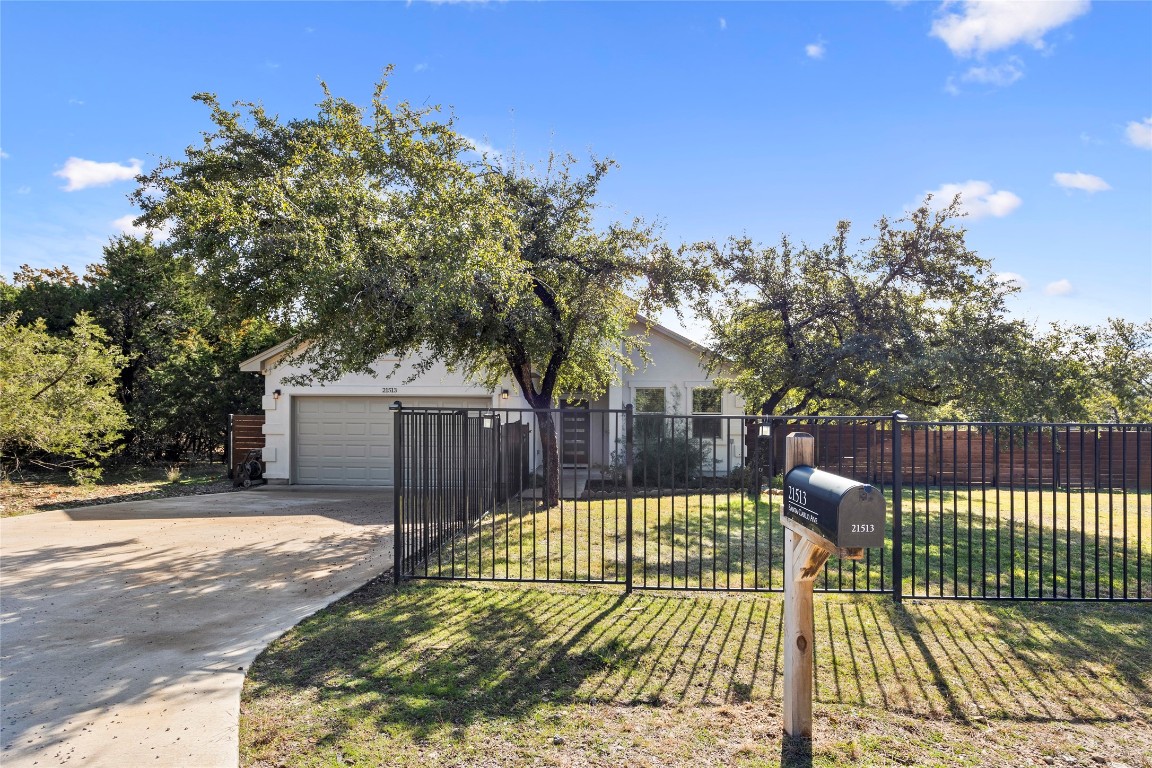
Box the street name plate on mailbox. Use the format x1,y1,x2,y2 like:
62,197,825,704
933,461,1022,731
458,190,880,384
783,466,886,549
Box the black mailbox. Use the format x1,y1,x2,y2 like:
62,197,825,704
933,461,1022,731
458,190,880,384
783,466,885,549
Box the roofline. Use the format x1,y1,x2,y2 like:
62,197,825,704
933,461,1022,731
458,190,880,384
633,315,713,354
238,338,298,373
238,317,716,374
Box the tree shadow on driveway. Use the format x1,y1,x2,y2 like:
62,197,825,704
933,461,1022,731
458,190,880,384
0,499,392,761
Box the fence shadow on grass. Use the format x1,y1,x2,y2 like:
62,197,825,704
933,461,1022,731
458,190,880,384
243,582,1152,756
817,600,1152,725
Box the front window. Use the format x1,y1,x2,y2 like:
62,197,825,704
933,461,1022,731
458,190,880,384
692,387,722,439
634,388,666,413
633,387,666,440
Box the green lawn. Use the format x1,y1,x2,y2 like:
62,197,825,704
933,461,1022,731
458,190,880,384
413,488,1152,600
240,580,1152,768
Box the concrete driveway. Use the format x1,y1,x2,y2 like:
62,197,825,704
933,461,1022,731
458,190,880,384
1,487,393,767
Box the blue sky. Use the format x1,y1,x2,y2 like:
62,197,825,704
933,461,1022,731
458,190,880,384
2,1,1149,341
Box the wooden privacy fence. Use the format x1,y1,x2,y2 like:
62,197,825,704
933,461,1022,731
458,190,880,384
227,414,266,478
763,421,1152,491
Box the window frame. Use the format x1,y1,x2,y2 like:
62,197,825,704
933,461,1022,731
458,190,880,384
632,387,668,414
632,386,668,441
690,385,723,440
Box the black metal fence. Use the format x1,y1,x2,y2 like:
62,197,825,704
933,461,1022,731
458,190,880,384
393,405,1151,602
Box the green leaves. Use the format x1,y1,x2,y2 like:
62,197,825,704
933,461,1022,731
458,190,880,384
0,312,128,473
136,74,711,412
137,75,520,385
703,198,1017,417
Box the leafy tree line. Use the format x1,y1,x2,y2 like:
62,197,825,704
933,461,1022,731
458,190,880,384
4,71,1148,492
123,71,1147,501
699,208,1152,423
1,235,281,478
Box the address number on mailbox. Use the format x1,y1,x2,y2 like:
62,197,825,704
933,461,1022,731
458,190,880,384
783,466,886,549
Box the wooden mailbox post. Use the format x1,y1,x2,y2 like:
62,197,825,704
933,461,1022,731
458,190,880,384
781,432,886,738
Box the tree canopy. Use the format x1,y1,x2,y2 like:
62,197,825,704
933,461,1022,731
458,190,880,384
702,199,1019,417
0,312,128,478
135,72,713,502
0,235,278,471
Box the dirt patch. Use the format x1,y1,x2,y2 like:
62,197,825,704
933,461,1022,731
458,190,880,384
0,464,244,517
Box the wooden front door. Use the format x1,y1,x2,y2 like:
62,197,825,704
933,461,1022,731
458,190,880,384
560,399,590,466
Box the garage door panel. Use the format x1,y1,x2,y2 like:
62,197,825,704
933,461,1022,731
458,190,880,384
293,396,489,486
296,399,322,415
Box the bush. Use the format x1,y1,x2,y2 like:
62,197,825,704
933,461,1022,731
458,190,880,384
68,467,103,486
628,420,714,486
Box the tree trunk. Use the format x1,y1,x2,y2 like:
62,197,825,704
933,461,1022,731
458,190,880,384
535,409,561,508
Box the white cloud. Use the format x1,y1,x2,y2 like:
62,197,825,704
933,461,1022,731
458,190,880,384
461,135,501,159
961,56,1024,86
1079,132,1103,145
926,180,1022,219
0,148,9,159
931,0,1090,58
1053,171,1110,193
414,62,429,72
1126,117,1152,149
719,17,727,31
112,214,170,240
17,186,31,195
1044,279,1073,296
994,271,1028,290
805,40,826,59
55,157,142,191
68,98,85,106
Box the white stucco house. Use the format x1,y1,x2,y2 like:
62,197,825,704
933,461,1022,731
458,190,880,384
238,319,748,485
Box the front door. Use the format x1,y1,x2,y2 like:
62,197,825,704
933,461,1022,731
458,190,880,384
560,399,590,466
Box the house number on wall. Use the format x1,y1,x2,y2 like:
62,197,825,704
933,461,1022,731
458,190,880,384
381,387,398,394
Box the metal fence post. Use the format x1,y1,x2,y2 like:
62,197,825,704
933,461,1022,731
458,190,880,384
891,411,905,604
625,404,634,594
393,401,404,585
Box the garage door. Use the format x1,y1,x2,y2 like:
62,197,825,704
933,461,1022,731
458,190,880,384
292,396,491,486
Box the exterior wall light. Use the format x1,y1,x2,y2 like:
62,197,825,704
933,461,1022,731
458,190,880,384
500,389,510,400
273,389,282,400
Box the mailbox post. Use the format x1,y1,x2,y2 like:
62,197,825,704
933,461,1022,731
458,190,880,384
780,432,886,740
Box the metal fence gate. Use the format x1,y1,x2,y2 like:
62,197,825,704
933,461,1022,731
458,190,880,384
393,405,1151,602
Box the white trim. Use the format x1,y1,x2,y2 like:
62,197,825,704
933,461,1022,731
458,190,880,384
632,385,668,414
238,338,298,372
240,317,712,375
689,384,723,415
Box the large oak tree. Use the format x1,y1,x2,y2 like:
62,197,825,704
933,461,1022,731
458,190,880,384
701,200,1021,418
135,72,711,504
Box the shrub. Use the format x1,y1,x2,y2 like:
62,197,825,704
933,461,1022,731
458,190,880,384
628,420,714,486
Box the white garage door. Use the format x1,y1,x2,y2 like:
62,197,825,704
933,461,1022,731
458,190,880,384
292,396,491,486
